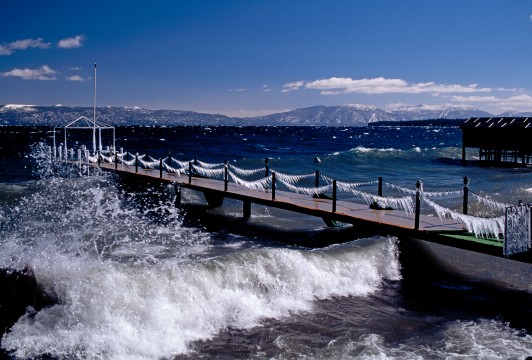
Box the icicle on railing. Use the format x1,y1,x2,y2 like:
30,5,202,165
121,157,136,166
320,175,377,189
138,155,160,169
171,158,194,168
196,160,225,169
274,171,315,185
384,181,464,198
338,187,414,214
192,164,225,178
275,177,332,196
99,153,115,163
228,164,265,177
228,171,271,191
423,197,504,238
162,162,186,175
470,192,513,212
334,179,379,191
116,151,127,160
87,154,98,163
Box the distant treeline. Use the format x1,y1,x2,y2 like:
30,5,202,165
369,119,464,127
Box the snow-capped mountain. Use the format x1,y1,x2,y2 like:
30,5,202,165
248,104,491,126
385,104,492,121
0,103,501,127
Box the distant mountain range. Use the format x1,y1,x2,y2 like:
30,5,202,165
1,103,530,127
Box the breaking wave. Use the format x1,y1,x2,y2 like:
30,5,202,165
0,172,401,359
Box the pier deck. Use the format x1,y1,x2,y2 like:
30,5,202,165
98,162,466,235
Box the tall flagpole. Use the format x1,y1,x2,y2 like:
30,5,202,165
93,63,97,155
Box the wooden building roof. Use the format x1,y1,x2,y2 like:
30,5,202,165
461,117,532,129
460,117,532,164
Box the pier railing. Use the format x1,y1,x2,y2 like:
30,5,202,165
48,146,517,241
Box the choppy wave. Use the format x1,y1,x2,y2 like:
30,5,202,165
0,172,401,359
2,126,531,360
305,319,532,359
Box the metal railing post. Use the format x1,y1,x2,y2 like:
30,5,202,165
463,176,469,215
135,153,139,174
414,180,422,230
224,160,228,191
188,161,192,184
159,158,163,179
378,177,383,197
332,180,337,213
272,171,276,200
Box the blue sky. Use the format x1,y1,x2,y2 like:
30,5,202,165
1,0,532,116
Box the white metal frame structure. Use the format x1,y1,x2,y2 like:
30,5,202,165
52,64,115,156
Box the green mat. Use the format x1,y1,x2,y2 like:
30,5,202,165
438,232,504,247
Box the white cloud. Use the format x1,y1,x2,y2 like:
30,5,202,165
1,65,58,80
67,75,84,81
284,77,491,95
227,88,246,92
57,35,86,49
282,81,305,92
451,94,532,112
0,38,51,56
529,14,532,21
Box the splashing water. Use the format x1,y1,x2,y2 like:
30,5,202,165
0,157,401,359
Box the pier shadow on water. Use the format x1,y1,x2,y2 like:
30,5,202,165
398,237,532,334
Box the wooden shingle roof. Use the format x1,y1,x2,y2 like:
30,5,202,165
461,117,532,129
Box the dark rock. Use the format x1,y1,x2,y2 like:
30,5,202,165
0,267,57,336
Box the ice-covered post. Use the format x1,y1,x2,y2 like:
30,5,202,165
115,151,118,170
272,171,276,200
378,177,383,197
463,176,469,215
332,180,337,213
159,158,163,179
174,183,182,207
224,160,228,192
78,149,82,172
86,150,90,176
97,150,101,167
414,180,423,230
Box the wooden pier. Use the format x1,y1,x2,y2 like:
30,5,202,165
94,160,514,258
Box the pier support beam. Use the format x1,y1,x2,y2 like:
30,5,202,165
203,191,224,208
243,200,251,219
322,217,338,227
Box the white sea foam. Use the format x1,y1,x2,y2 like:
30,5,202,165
293,319,532,359
351,146,400,153
0,172,401,359
1,237,400,359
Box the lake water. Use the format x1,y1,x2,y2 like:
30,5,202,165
0,125,530,359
